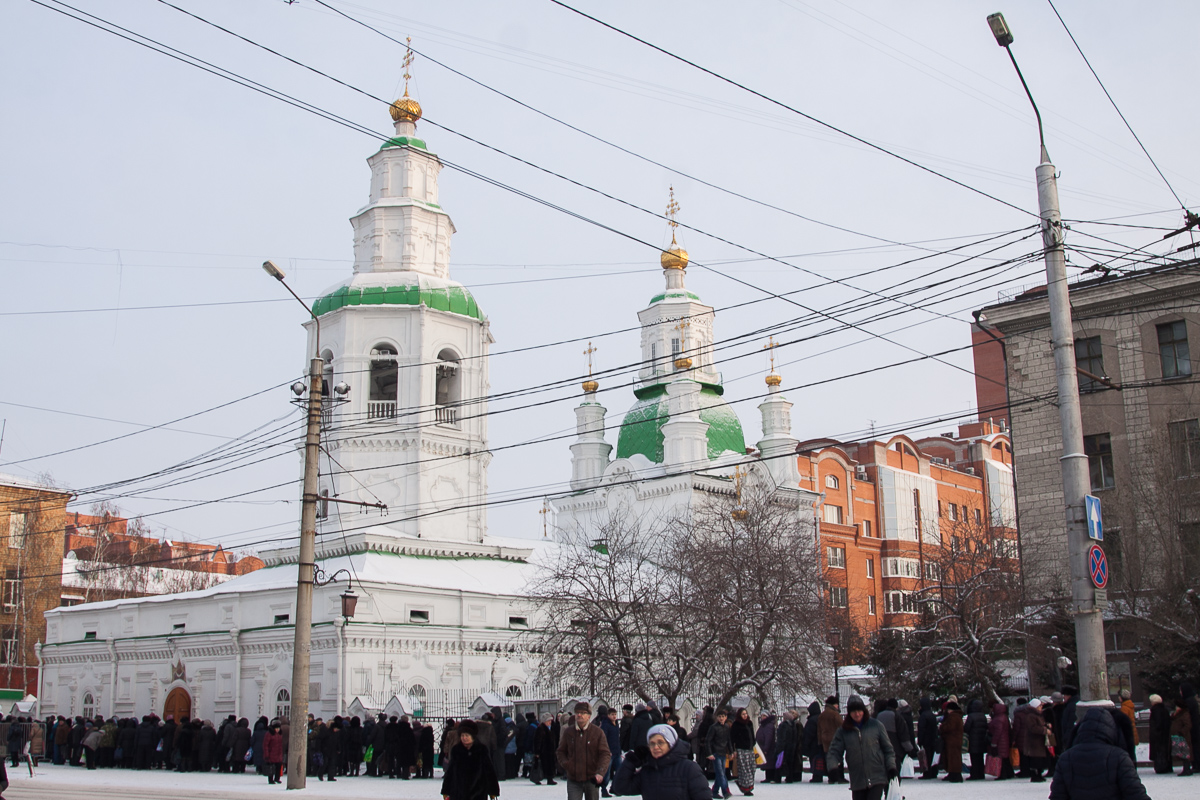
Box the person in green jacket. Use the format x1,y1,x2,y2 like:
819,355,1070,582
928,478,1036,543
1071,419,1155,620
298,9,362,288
826,696,896,800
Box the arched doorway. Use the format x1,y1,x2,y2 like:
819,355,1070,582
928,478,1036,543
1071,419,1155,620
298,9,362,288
163,687,191,722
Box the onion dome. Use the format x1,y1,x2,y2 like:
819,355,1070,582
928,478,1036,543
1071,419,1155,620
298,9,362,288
660,245,689,271
582,379,599,394
674,356,693,370
765,373,782,387
390,95,423,123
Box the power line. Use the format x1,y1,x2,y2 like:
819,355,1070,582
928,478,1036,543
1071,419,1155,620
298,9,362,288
546,0,1037,219
1046,0,1187,211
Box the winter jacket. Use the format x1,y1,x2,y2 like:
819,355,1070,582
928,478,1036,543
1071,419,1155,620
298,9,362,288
396,719,416,767
1120,700,1138,746
729,718,755,752
987,703,1011,756
1012,702,1029,754
705,721,731,759
55,720,71,746
1048,708,1149,800
629,710,654,754
612,739,709,800
1108,708,1136,762
1022,706,1047,759
440,741,500,800
916,698,939,754
817,705,842,751
534,722,558,770
1148,701,1171,764
1170,706,1191,752
263,730,283,764
231,720,252,763
1181,683,1200,754
963,700,990,754
556,722,611,783
826,714,895,792
598,716,621,761
801,702,821,756
1060,695,1081,750
875,707,913,759
755,716,776,763
938,706,964,773
775,717,796,762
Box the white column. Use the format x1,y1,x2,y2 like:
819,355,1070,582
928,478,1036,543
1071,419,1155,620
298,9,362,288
662,380,709,468
757,380,800,486
570,395,611,490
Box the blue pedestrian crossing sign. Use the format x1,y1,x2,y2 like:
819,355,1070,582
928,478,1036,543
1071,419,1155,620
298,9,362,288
1085,495,1103,541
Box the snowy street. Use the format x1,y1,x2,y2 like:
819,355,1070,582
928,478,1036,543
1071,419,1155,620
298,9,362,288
4,765,1196,800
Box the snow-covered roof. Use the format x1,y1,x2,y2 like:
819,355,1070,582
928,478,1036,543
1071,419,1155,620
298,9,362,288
48,541,549,614
0,472,69,493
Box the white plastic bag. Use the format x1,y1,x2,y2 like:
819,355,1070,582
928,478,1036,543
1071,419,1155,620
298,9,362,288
884,776,903,800
899,757,916,779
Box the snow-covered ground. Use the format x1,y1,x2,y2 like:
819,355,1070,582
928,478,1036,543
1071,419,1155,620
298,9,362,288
4,764,1196,800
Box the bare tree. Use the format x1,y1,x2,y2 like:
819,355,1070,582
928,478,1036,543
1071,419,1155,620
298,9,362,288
531,476,828,711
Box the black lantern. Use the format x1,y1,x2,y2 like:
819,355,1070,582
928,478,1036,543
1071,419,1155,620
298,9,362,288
340,587,358,620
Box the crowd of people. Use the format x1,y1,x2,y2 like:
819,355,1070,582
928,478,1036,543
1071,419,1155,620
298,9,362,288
6,679,1197,800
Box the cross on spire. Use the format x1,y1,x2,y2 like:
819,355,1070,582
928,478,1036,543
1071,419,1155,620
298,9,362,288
666,185,681,245
763,335,778,373
539,500,550,538
402,37,415,97
583,341,597,376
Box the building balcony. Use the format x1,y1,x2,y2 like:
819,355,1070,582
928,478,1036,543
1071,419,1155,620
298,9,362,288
435,405,459,427
367,400,397,420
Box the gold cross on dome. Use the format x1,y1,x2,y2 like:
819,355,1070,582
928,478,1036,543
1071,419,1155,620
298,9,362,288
583,341,597,376
763,335,778,372
402,37,415,96
674,318,690,348
666,185,681,244
539,500,550,537
733,465,746,503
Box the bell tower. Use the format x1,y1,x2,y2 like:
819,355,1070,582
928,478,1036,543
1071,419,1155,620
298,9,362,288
303,49,492,544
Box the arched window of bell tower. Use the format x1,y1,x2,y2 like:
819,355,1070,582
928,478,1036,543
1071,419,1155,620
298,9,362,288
435,349,461,426
368,344,398,420
320,351,335,428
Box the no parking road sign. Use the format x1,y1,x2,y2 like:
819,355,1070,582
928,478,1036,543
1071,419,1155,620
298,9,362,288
1088,543,1109,589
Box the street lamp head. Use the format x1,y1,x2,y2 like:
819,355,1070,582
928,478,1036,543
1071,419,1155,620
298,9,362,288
291,381,307,397
333,382,351,396
262,260,287,281
340,588,358,620
987,13,1014,47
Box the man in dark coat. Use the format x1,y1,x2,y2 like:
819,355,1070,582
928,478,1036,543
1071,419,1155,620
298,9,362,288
963,699,990,780
801,701,822,782
1180,682,1200,776
619,705,634,754
775,710,797,783
875,699,913,780
395,716,416,779
1048,708,1149,800
756,713,778,783
383,715,401,778
1148,694,1172,773
598,707,622,796
532,713,559,785
1059,685,1081,751
174,717,194,772
817,697,846,784
629,703,655,759
133,716,156,770
556,701,611,800
917,697,939,779
441,720,500,800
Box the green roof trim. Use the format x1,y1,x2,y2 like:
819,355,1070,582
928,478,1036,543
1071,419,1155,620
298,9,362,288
381,136,428,151
615,383,746,463
312,280,484,321
649,290,702,304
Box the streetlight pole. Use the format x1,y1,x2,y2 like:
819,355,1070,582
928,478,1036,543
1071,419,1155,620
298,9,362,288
829,628,841,701
263,260,323,789
986,14,1108,703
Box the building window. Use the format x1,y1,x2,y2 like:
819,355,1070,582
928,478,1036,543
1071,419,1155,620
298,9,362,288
2,573,18,613
7,513,26,550
885,591,916,614
974,508,983,525
862,519,872,537
409,609,430,623
1084,433,1115,490
829,586,848,608
508,616,528,628
317,489,330,520
1158,321,1192,379
274,614,289,625
951,535,961,551
1170,419,1200,477
865,558,874,579
993,538,1019,559
825,474,839,490
923,562,941,581
883,557,920,578
82,692,96,718
826,546,846,569
276,688,290,721
823,504,844,525
1075,336,1105,391
505,684,523,699
0,628,17,665
947,503,958,522
868,595,877,616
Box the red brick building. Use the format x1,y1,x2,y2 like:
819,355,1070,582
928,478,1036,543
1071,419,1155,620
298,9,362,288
796,421,1018,657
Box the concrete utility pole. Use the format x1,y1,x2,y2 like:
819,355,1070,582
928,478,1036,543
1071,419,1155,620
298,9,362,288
987,13,1107,702
262,260,323,788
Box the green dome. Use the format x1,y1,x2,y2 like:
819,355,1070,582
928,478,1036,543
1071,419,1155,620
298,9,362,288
615,383,746,463
312,275,484,320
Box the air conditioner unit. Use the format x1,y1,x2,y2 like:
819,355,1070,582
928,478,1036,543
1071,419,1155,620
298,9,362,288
965,467,976,475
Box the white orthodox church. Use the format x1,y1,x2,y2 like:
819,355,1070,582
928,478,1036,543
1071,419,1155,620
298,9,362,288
37,83,816,724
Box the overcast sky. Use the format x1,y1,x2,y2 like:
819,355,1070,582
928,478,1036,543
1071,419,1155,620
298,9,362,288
2,0,1197,554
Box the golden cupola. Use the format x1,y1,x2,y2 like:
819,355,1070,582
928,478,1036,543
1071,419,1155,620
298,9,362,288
390,37,423,123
